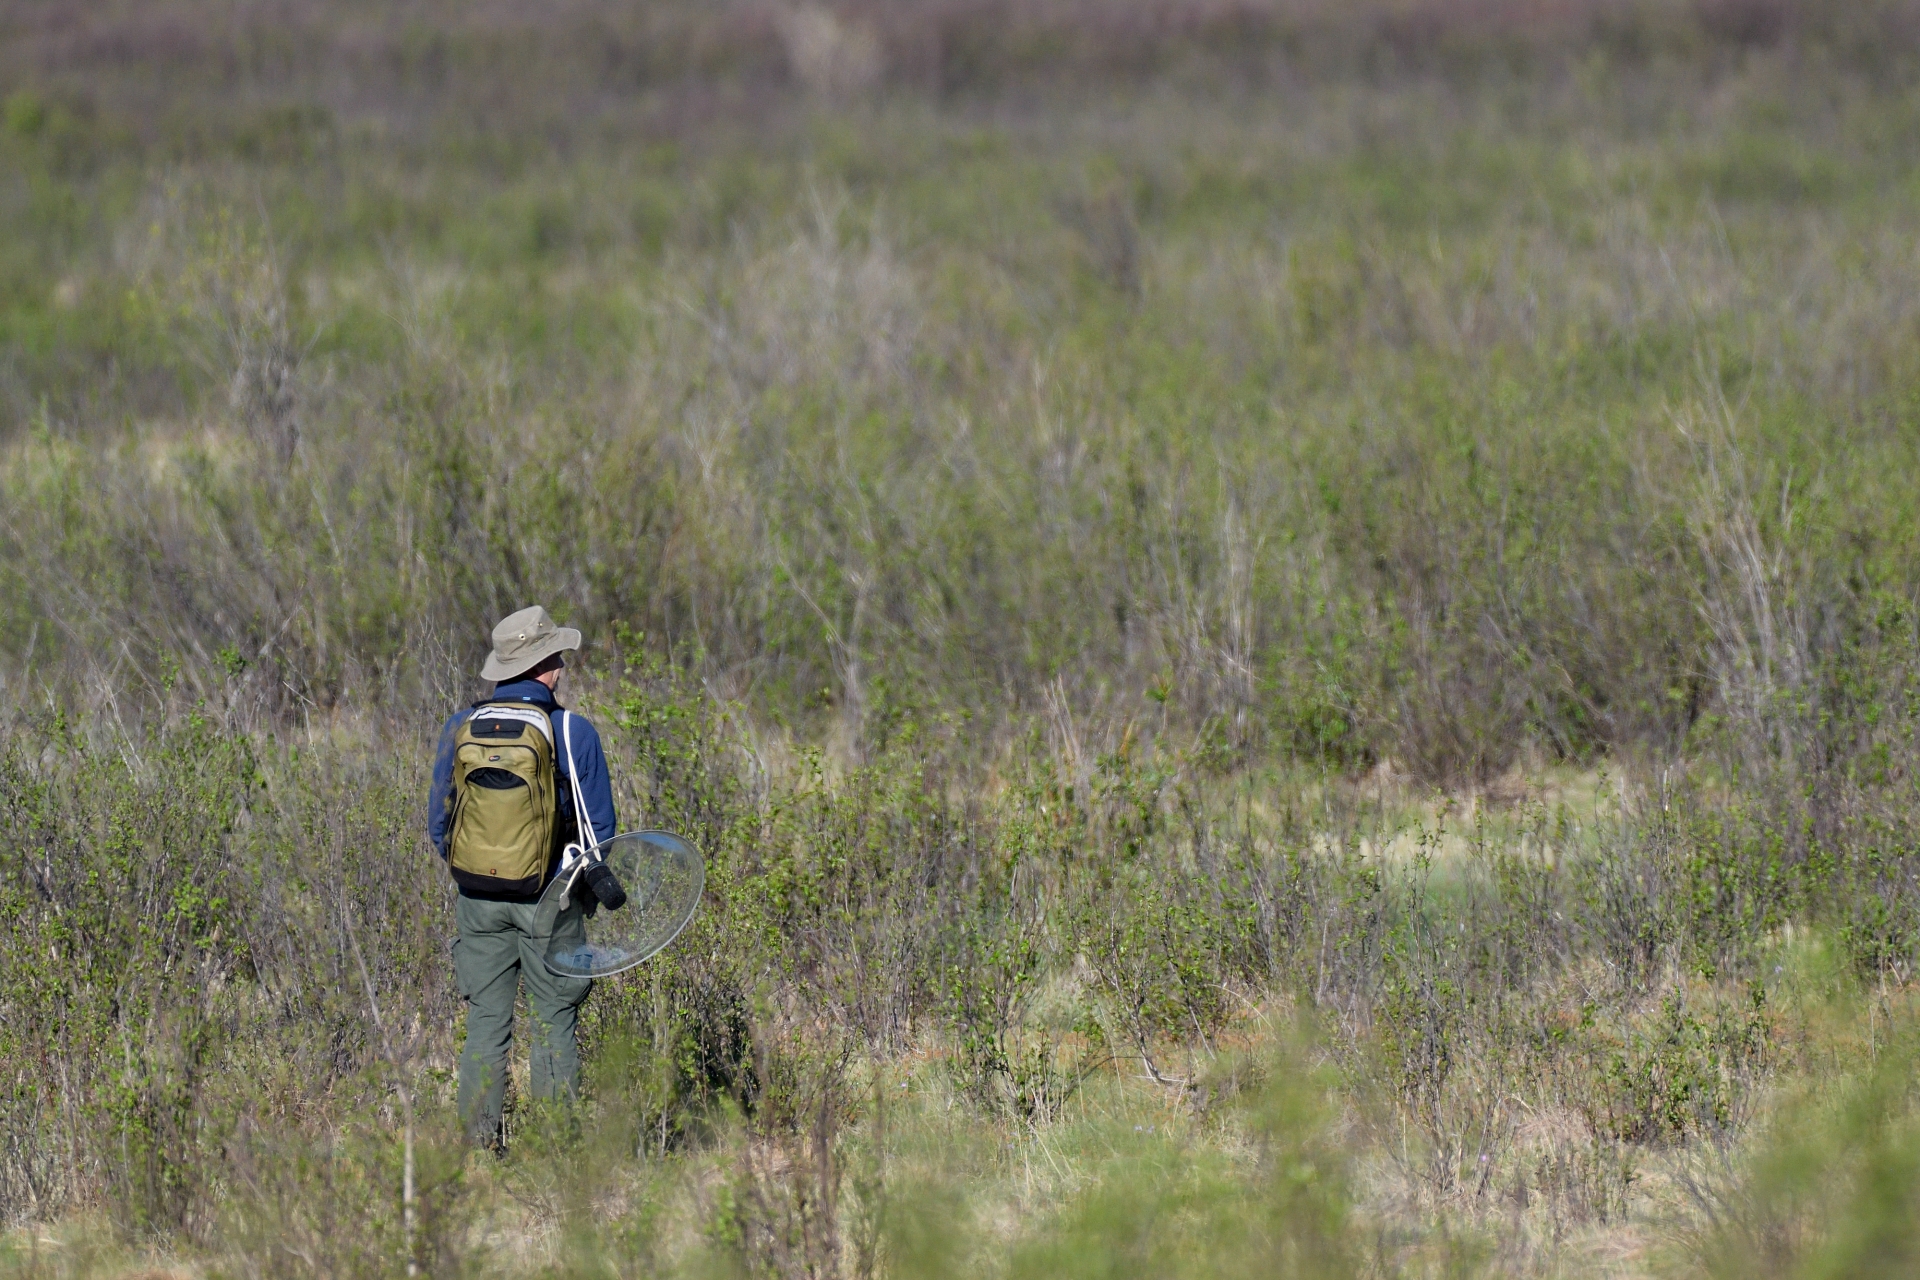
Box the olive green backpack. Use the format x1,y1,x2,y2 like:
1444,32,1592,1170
445,702,558,896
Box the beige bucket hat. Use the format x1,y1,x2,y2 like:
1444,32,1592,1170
481,605,582,682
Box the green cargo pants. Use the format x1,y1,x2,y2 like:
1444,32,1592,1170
453,892,593,1145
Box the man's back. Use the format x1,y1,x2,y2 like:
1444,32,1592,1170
429,675,617,901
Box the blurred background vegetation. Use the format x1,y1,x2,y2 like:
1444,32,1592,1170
10,0,1920,1275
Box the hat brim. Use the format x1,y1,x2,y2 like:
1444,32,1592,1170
480,626,581,681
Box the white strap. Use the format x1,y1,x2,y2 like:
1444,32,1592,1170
560,708,596,855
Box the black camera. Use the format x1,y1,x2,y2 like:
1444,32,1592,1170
581,860,627,911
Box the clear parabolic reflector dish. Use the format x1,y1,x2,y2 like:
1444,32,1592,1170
537,830,705,978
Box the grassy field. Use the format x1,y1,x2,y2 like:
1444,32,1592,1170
9,1,1920,1275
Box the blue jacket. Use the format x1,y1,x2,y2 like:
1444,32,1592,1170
428,680,618,894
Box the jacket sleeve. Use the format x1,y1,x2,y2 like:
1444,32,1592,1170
427,711,464,858
556,709,618,846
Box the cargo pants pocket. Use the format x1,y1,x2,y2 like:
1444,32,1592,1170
526,913,590,1005
451,933,474,1002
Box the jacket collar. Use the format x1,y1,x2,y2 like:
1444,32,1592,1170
488,678,557,707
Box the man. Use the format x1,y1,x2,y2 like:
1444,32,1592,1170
428,605,616,1147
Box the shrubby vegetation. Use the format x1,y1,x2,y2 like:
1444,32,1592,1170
10,1,1920,1274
